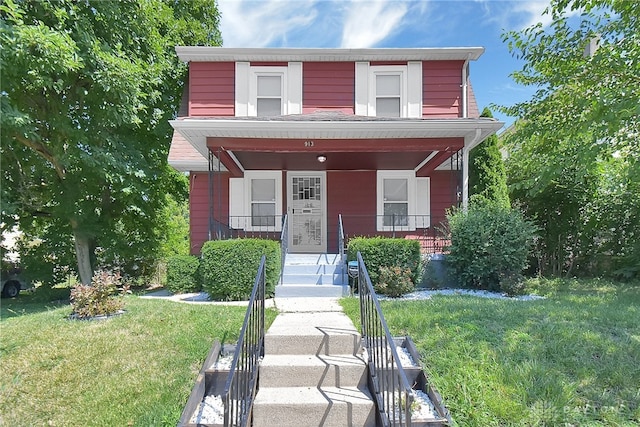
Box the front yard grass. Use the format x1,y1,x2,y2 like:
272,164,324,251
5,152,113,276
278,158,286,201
341,278,640,426
0,293,277,426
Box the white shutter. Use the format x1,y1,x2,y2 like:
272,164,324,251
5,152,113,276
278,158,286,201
235,62,250,117
355,62,369,116
415,177,431,228
287,62,303,114
407,61,422,118
229,177,245,228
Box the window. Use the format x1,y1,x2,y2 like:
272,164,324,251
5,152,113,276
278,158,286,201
250,178,276,226
256,74,283,116
229,171,282,231
382,177,409,225
355,62,422,118
375,72,403,117
376,171,430,231
235,63,302,117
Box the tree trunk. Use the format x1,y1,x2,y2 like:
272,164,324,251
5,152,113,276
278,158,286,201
71,220,94,285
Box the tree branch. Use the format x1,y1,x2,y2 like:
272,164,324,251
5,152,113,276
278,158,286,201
14,134,66,180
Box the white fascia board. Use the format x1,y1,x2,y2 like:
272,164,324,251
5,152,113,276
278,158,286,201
175,46,485,63
168,159,221,173
170,118,503,141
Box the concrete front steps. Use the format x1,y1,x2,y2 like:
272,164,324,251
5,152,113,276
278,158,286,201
276,253,349,298
252,311,376,427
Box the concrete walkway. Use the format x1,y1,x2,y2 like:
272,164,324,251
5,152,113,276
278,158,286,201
140,289,346,313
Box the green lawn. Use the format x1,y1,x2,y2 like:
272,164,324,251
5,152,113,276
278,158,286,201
0,291,277,427
341,278,640,426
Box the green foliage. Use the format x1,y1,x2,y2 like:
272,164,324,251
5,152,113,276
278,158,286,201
499,0,640,278
469,108,510,208
347,237,421,286
375,266,415,297
446,198,537,292
165,255,200,294
200,239,281,301
70,271,126,318
0,0,221,284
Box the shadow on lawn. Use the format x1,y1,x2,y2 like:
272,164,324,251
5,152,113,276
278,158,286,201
0,287,71,320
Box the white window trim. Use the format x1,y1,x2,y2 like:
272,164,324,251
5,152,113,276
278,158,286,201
369,65,407,118
355,62,422,118
242,171,283,232
377,170,416,231
249,66,287,117
235,62,302,117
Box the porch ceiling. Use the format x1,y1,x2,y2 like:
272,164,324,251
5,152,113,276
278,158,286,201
228,151,449,172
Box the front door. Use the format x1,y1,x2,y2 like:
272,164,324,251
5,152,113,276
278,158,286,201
287,172,327,253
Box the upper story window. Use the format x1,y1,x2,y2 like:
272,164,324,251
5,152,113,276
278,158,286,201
373,69,404,117
356,62,422,118
256,73,284,116
235,63,302,117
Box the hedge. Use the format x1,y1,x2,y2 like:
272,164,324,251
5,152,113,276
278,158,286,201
165,255,201,294
347,236,421,287
200,239,281,301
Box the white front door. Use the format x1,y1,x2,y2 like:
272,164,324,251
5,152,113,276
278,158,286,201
287,172,327,253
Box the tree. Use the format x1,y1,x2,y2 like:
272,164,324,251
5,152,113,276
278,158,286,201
1,0,221,284
469,107,510,208
500,0,640,277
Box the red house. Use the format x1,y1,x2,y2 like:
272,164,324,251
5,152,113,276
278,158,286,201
168,47,502,256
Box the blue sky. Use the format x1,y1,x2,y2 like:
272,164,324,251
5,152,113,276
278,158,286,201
216,0,557,130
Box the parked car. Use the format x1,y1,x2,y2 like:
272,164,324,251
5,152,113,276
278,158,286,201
1,267,30,298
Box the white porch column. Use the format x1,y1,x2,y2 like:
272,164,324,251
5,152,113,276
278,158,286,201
462,146,470,211
463,128,482,211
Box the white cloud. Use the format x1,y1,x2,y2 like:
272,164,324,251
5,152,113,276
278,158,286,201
218,0,320,47
217,0,415,49
340,1,409,48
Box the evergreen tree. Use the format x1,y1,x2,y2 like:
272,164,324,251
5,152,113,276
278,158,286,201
469,108,510,207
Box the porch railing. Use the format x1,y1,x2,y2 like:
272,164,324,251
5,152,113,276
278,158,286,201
221,255,266,427
210,216,285,241
357,251,414,426
339,214,450,254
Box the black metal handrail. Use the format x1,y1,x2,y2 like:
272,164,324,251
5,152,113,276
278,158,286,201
338,214,346,285
222,255,266,427
357,251,414,426
280,214,288,285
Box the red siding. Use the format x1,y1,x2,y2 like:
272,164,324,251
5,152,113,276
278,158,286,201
327,171,376,251
189,62,235,116
422,60,463,118
429,170,458,226
303,62,355,114
189,172,231,254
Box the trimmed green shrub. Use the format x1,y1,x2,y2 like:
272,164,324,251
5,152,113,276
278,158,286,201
347,237,421,286
376,266,415,297
70,271,126,318
200,239,281,301
446,197,537,293
165,255,201,294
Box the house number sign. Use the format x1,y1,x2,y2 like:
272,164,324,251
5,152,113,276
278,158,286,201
304,140,314,147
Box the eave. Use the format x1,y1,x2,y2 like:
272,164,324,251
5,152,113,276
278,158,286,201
175,46,485,63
